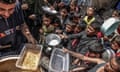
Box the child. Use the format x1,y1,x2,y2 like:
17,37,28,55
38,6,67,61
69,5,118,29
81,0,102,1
39,14,54,36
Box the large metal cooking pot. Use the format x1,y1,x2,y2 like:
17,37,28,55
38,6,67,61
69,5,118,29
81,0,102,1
0,56,20,72
0,55,43,72
101,17,120,36
46,34,61,46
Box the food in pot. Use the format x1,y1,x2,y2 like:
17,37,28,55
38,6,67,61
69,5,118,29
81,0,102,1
22,50,40,69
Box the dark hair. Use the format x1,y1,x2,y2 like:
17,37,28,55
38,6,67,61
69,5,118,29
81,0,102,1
75,25,81,29
53,17,61,25
73,13,81,18
0,0,16,4
90,21,101,32
88,42,105,54
79,22,86,30
111,35,120,47
66,20,76,27
43,13,53,20
60,6,69,13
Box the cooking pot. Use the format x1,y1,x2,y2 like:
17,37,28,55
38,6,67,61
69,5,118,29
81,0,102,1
0,47,43,72
101,17,120,36
0,56,21,71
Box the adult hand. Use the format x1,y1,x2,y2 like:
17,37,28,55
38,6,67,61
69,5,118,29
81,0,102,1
27,34,37,44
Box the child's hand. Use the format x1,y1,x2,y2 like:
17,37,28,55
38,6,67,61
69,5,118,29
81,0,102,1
59,34,68,39
62,48,68,53
56,30,62,34
39,29,43,34
29,14,36,20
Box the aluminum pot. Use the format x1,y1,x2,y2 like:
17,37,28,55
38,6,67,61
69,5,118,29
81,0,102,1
0,45,43,72
101,17,120,36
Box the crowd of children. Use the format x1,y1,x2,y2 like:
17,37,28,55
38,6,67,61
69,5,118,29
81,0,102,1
21,0,120,72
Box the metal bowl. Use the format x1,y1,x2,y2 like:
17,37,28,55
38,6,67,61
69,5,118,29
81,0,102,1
101,17,120,36
42,6,58,14
102,49,115,62
46,34,61,46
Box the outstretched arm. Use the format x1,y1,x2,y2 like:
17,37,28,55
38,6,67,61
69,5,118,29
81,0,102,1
63,48,105,64
21,23,37,44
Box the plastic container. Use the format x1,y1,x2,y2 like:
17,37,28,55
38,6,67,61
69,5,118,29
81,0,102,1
49,48,69,72
16,43,43,71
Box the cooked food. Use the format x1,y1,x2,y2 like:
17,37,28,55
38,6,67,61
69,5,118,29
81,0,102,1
22,50,40,69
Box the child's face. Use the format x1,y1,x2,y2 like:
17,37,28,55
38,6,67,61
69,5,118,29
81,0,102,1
70,3,76,10
87,7,94,16
60,9,67,17
111,41,120,51
86,26,96,35
65,25,73,32
43,17,51,25
74,27,81,33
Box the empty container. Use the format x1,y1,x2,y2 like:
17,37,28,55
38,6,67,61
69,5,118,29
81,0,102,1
49,48,69,72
